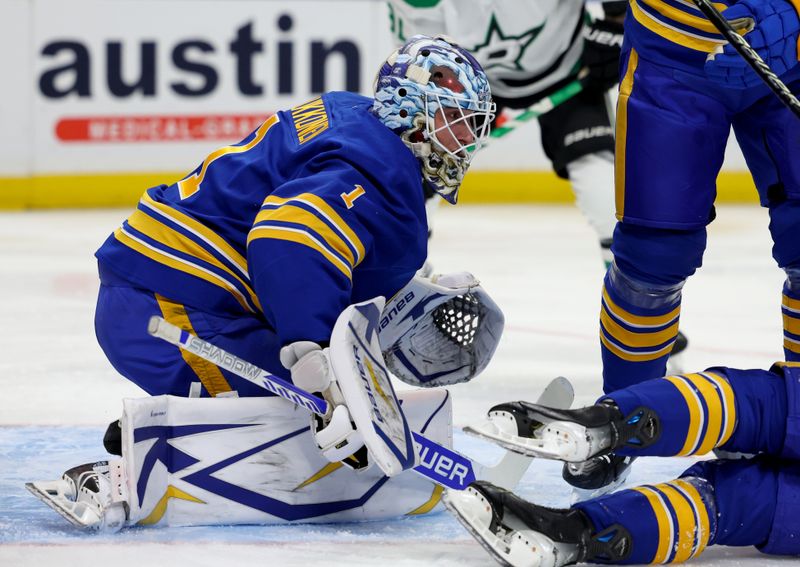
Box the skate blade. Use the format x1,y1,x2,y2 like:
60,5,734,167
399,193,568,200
26,481,100,530
464,414,594,462
444,487,560,567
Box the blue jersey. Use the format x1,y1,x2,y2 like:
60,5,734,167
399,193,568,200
624,0,735,72
96,92,428,347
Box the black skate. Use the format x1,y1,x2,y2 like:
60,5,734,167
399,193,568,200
464,399,659,462
672,331,688,355
666,330,689,374
562,454,637,501
444,481,631,567
103,419,122,456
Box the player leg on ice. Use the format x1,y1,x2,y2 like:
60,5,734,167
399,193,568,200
445,480,632,567
448,363,800,565
447,457,800,567
589,0,800,499
467,362,793,499
465,394,657,498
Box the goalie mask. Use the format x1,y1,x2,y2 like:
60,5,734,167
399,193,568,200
373,35,495,204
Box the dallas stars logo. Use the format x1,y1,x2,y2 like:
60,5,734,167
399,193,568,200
471,14,544,71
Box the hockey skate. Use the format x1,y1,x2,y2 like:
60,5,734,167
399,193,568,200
464,400,659,463
562,454,637,503
26,460,128,531
666,330,689,374
444,481,631,567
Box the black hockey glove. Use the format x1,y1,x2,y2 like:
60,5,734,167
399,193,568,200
601,1,628,18
580,18,625,94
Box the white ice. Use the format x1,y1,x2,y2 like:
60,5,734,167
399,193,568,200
0,204,788,566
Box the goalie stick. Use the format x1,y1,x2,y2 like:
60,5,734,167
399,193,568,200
147,316,573,491
692,0,800,119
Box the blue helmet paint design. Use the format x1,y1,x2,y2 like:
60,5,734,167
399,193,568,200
373,35,494,204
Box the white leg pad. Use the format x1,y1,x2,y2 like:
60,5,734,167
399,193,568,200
123,388,452,528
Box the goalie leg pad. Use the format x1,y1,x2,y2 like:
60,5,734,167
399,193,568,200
117,388,452,528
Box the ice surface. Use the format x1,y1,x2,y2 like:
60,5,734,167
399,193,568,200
0,205,788,565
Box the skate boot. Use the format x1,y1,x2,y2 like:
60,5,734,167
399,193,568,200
26,460,128,531
103,419,123,456
666,330,689,374
444,481,631,567
464,399,659,462
672,330,688,355
562,454,637,502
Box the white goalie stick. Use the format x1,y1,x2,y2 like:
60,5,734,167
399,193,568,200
692,0,800,119
147,316,573,491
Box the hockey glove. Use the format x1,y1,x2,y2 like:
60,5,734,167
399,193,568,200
380,272,504,388
705,0,800,88
280,341,367,468
581,17,625,93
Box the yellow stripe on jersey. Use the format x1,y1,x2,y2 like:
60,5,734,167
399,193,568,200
602,287,681,328
114,227,256,313
784,311,800,335
127,209,261,312
615,48,638,222
600,332,675,362
177,115,280,199
638,0,722,34
263,193,365,264
253,205,356,267
248,225,353,279
782,294,800,350
155,294,233,396
630,0,725,52
684,373,723,455
600,307,680,348
665,375,704,456
141,192,249,278
659,484,697,563
673,479,711,559
291,97,330,144
632,486,673,563
783,293,800,312
785,336,800,354
701,371,737,446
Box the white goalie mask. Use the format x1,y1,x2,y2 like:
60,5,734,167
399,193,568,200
373,35,495,204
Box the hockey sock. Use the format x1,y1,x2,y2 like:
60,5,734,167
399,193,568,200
782,281,800,361
679,457,785,549
600,264,681,392
575,475,716,564
605,367,787,458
